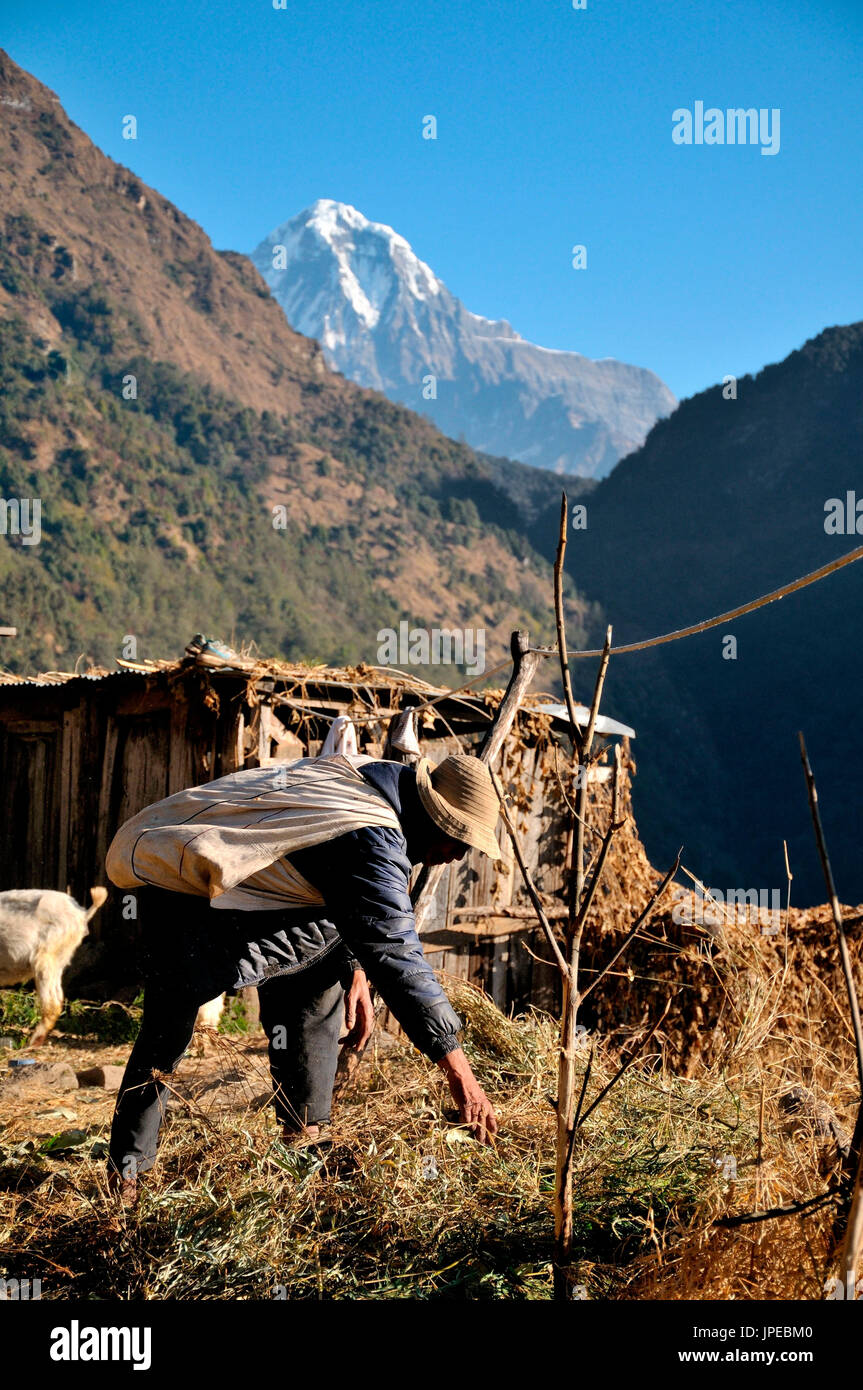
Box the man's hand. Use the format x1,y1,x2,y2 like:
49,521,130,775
437,1047,498,1145
342,969,375,1051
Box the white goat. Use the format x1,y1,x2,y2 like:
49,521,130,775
0,887,107,1045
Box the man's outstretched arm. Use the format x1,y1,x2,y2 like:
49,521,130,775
297,826,499,1141
341,965,497,1143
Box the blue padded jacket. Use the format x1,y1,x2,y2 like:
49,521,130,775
226,760,464,1062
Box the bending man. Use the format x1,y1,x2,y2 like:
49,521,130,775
105,751,500,1200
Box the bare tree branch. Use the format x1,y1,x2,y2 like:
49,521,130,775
553,492,583,758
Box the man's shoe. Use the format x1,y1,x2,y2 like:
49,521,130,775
184,634,255,671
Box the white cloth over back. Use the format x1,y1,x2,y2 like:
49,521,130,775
105,754,402,911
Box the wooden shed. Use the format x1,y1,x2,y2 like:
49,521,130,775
0,653,651,1018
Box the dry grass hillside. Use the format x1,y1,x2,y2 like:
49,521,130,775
0,51,324,412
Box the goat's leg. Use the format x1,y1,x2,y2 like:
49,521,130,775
30,968,64,1046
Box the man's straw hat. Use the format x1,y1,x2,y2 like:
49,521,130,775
415,754,500,859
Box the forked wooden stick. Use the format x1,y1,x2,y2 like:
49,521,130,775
799,732,863,1301
553,491,616,1295
798,734,863,1151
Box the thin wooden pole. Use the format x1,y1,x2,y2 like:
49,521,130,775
799,732,863,1300
551,492,615,1297
798,734,863,1147
839,1143,863,1301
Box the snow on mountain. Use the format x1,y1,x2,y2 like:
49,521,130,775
251,200,677,478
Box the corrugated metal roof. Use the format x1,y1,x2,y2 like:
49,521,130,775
531,701,636,739
0,666,142,689
0,659,633,738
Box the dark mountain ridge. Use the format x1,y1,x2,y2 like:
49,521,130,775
529,322,863,905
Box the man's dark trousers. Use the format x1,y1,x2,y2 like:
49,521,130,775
108,890,347,1179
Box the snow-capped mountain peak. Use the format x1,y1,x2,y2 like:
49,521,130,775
255,199,443,346
307,199,442,303
251,201,676,478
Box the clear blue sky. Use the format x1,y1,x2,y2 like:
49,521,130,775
2,0,861,400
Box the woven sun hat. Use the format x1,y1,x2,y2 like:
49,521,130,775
415,754,501,859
